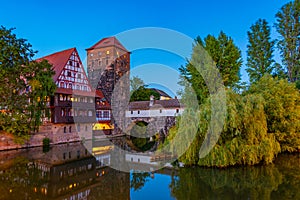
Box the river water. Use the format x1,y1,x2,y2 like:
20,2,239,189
0,141,299,200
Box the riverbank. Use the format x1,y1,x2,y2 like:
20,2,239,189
0,131,81,151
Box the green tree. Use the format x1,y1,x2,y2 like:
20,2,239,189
275,0,300,84
248,75,300,152
26,60,56,132
130,76,144,93
179,32,242,104
130,86,160,101
0,26,56,140
196,31,242,87
246,19,275,83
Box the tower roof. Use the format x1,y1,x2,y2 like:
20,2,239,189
86,36,129,52
36,47,75,82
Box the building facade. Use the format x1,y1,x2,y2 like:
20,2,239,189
86,37,131,135
37,48,112,138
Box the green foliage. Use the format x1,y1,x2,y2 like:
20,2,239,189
130,76,144,93
247,75,300,152
0,26,56,138
246,19,275,83
169,75,299,167
130,86,160,101
42,137,50,146
130,172,150,191
275,0,300,83
129,121,155,151
42,137,50,152
195,31,242,87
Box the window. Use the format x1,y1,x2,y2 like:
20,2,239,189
106,50,110,55
69,152,71,159
160,109,162,113
77,74,81,79
59,94,64,101
106,56,109,65
77,124,80,132
176,109,179,113
88,110,93,117
76,62,79,67
63,153,66,160
77,150,80,159
69,126,72,133
85,125,88,131
131,110,133,115
69,108,73,116
90,53,93,57
64,126,67,133
138,110,140,114
76,85,80,90
69,60,73,66
98,60,102,67
61,108,66,117
84,86,87,91
103,111,109,118
67,71,71,77
68,83,72,89
60,82,64,88
96,110,102,118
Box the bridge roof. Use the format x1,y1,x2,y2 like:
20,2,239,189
129,99,182,110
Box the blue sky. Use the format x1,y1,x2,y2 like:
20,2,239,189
0,0,291,95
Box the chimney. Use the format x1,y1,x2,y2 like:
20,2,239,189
149,95,154,107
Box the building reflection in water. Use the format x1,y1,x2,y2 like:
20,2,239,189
0,142,130,200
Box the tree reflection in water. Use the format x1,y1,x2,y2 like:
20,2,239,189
170,154,300,200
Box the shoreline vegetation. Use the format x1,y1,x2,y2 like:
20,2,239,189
1,0,299,169
162,0,300,168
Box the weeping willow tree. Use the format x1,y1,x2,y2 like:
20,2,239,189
166,74,299,167
175,89,281,168
247,75,300,152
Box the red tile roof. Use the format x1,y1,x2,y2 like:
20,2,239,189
36,47,75,82
86,36,129,52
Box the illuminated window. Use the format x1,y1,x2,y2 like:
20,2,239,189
103,111,109,118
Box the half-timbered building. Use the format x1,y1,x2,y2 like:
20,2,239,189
37,48,112,139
